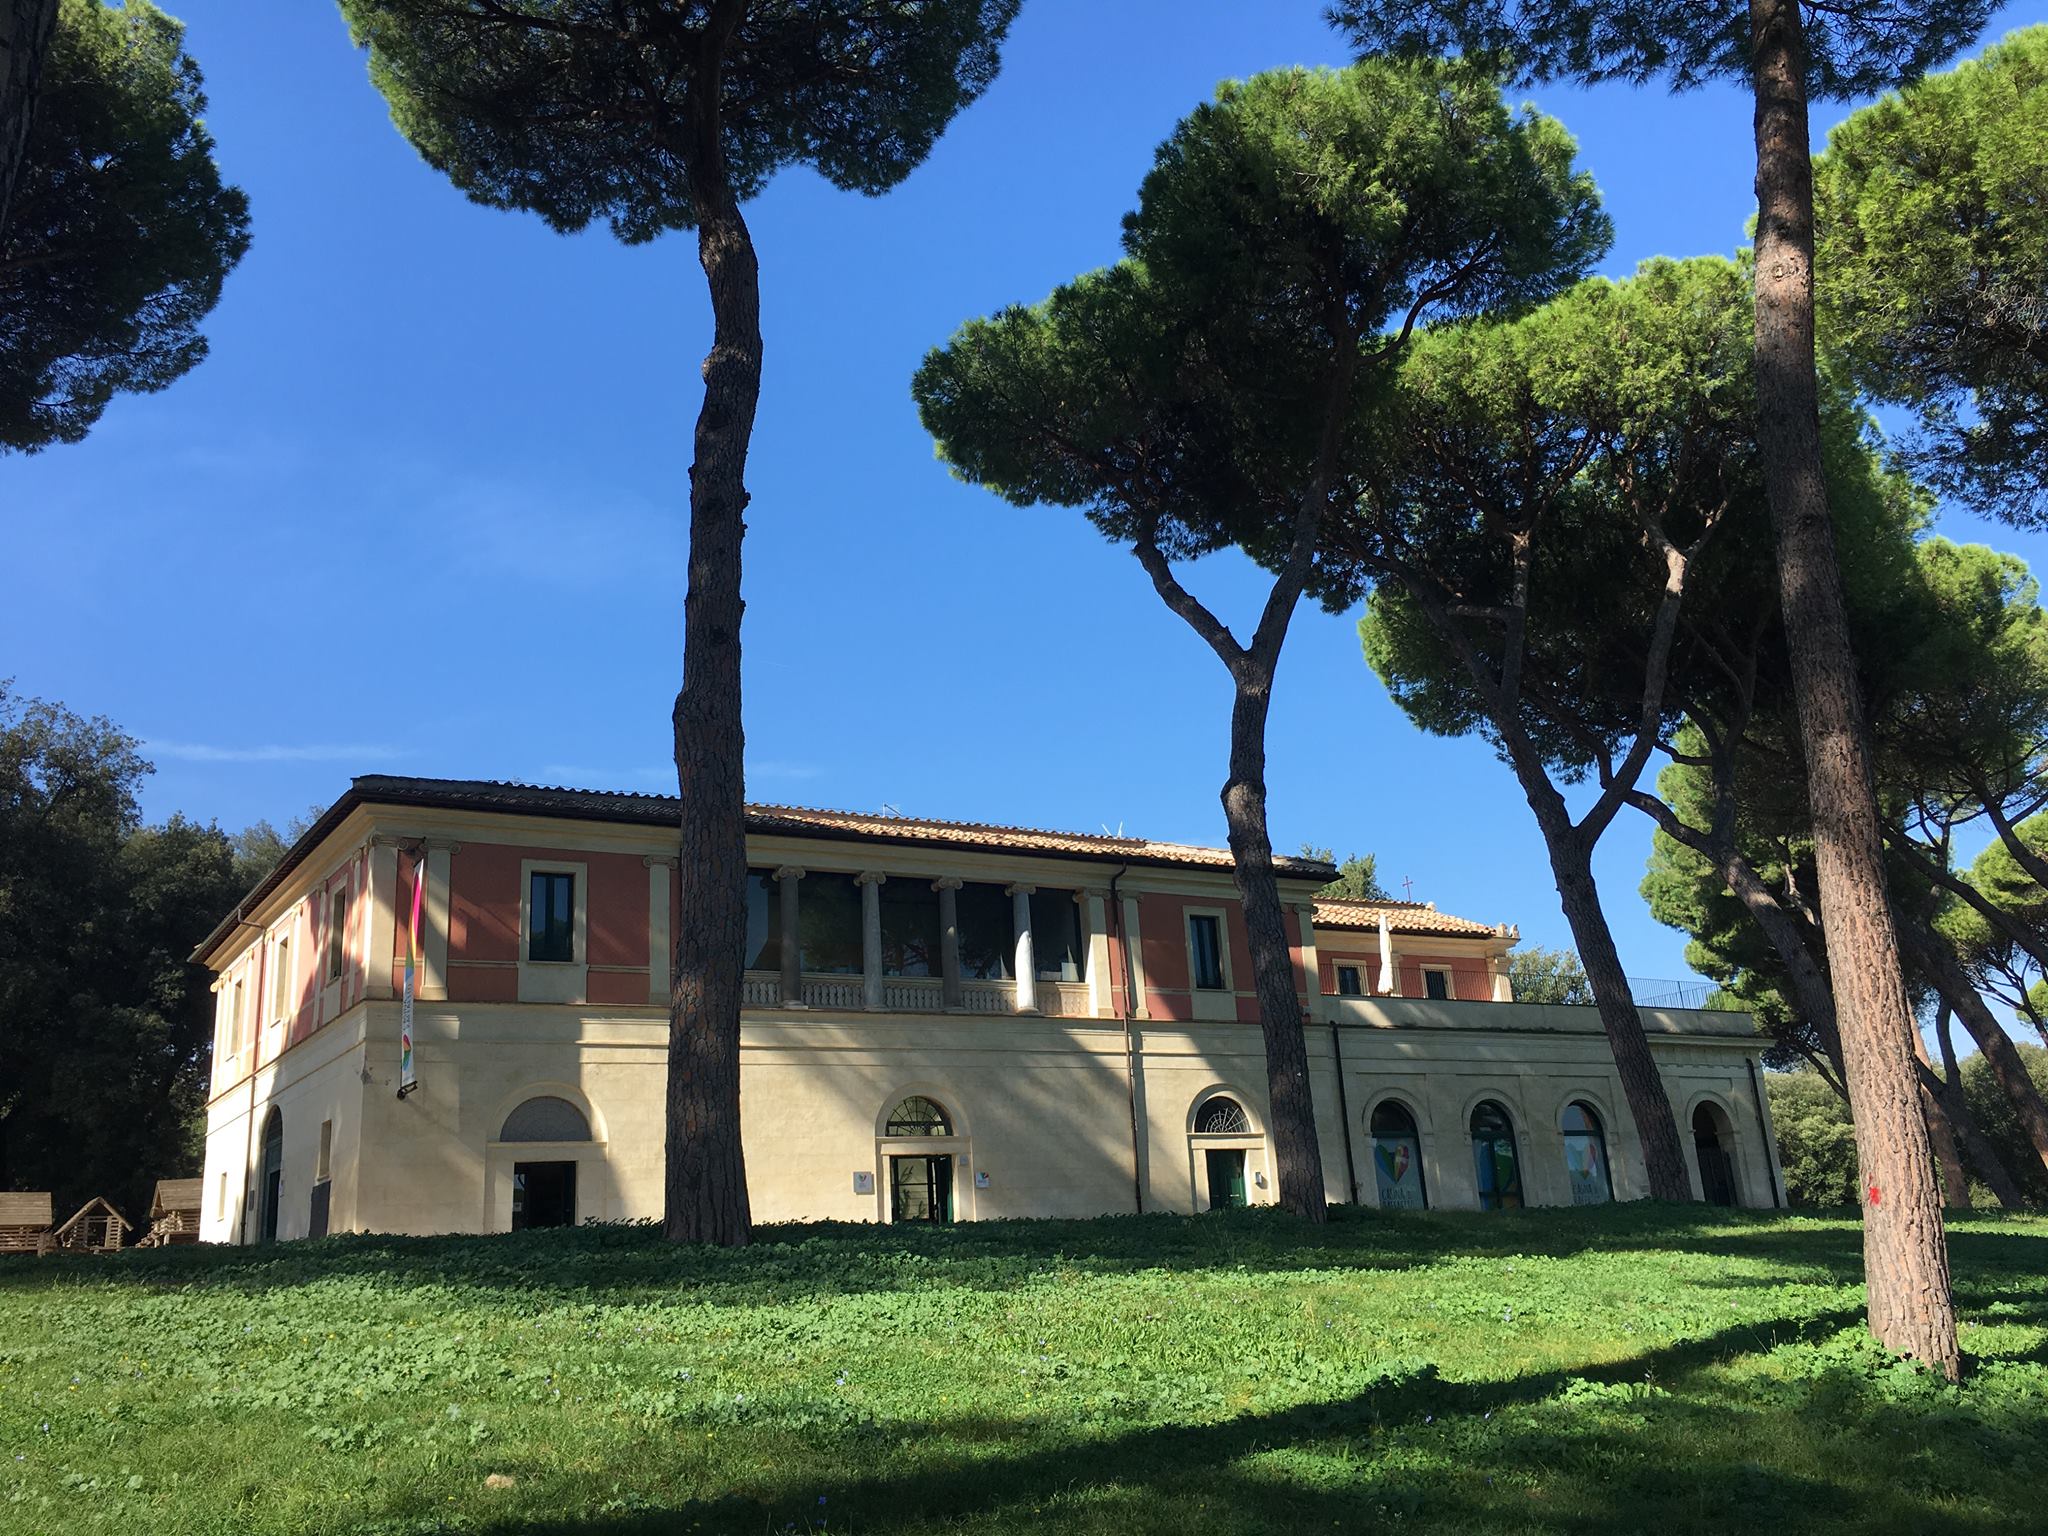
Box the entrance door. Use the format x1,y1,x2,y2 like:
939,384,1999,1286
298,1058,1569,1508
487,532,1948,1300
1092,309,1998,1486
890,1154,952,1223
1205,1148,1247,1210
258,1110,283,1243
512,1161,577,1230
1694,1106,1737,1207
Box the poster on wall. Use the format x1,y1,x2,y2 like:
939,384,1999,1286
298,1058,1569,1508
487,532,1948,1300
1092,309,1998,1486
1373,1135,1426,1209
398,852,425,1099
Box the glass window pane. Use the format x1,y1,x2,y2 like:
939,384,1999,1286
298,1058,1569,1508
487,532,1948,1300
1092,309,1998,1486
744,870,780,970
1190,914,1224,990
1425,969,1450,1000
880,880,942,977
956,883,1012,980
529,872,575,962
1029,889,1085,980
799,872,863,974
1470,1100,1522,1210
886,1096,952,1136
1337,965,1361,996
1195,1096,1249,1134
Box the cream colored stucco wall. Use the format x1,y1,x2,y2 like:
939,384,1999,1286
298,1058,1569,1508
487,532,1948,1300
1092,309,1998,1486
203,992,1781,1239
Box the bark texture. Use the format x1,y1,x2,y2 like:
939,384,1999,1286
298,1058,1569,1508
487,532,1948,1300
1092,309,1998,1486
666,0,758,1247
1222,669,1329,1222
1749,0,1959,1377
0,0,56,243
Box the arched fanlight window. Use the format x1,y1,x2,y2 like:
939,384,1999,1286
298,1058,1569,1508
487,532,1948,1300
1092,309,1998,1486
1560,1101,1612,1204
500,1096,592,1143
1194,1096,1251,1135
1369,1099,1427,1209
1470,1100,1524,1211
885,1096,952,1137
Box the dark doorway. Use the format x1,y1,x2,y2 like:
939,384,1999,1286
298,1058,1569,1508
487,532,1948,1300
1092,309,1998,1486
1205,1147,1248,1210
889,1154,952,1223
512,1160,577,1230
1694,1104,1738,1207
258,1109,283,1243
308,1180,331,1239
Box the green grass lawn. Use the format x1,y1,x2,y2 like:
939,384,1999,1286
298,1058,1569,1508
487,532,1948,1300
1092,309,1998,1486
1,1206,2043,1535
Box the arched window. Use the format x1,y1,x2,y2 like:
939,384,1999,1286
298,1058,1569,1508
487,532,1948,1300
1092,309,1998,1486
1470,1100,1523,1211
1561,1101,1612,1204
1693,1102,1739,1206
500,1096,592,1143
257,1108,284,1243
885,1096,952,1137
1194,1096,1251,1135
1369,1100,1427,1209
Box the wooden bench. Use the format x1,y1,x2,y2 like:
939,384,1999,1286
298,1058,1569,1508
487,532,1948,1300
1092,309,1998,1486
52,1197,130,1254
139,1178,204,1247
0,1193,55,1257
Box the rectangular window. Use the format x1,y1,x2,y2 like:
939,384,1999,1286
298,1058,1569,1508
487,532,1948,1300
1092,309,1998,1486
743,869,780,971
955,883,1013,980
218,1171,227,1217
1424,968,1451,1001
1189,914,1225,991
1336,965,1362,996
798,872,863,974
528,872,575,963
271,937,292,1021
316,1119,333,1183
880,880,942,977
327,888,349,981
1030,889,1086,981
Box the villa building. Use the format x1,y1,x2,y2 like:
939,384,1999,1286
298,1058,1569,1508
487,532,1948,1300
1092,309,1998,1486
192,775,1783,1242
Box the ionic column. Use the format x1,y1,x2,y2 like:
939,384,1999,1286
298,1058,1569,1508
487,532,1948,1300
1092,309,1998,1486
774,866,805,1007
1007,883,1038,1014
857,871,887,1011
934,878,964,1012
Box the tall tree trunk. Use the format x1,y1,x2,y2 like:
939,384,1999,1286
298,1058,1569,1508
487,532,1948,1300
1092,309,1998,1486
1222,668,1328,1222
1749,0,1959,1377
1521,775,1692,1200
666,3,758,1248
1897,916,2048,1179
1909,1021,1970,1208
1719,848,1848,1085
0,0,56,243
1935,1003,2028,1210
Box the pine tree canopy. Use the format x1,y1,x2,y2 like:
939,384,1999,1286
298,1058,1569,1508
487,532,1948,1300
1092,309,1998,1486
0,0,250,454
1327,0,1995,100
336,0,1020,242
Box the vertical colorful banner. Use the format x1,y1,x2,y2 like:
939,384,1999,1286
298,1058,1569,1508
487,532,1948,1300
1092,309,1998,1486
398,852,424,1098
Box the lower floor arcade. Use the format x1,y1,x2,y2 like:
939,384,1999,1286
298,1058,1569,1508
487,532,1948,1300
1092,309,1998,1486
200,995,1785,1244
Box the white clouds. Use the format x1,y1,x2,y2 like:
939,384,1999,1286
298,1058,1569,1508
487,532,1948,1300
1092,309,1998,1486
147,739,406,764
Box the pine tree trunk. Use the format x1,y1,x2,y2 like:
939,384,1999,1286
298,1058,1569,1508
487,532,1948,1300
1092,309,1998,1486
1521,774,1691,1200
1908,1023,1970,1209
1749,0,1959,1377
1898,917,2048,1178
666,8,758,1248
1719,849,1847,1081
1935,1004,2028,1210
1222,668,1328,1222
0,0,56,243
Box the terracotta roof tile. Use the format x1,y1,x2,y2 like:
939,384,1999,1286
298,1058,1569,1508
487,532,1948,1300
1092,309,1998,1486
1312,897,1512,941
338,776,1332,875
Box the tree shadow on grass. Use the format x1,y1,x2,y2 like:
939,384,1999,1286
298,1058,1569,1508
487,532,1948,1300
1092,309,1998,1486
427,1306,2036,1536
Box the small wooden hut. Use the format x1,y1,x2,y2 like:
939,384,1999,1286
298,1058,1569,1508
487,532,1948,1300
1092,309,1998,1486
52,1197,130,1254
0,1193,56,1257
140,1179,204,1247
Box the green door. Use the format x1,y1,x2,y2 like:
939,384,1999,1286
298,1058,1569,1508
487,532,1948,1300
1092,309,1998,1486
1205,1148,1247,1210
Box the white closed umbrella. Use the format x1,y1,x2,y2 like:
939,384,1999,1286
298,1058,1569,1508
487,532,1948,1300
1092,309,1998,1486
1376,912,1395,995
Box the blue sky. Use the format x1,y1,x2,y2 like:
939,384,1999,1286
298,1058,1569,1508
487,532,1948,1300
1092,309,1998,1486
8,0,2047,989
